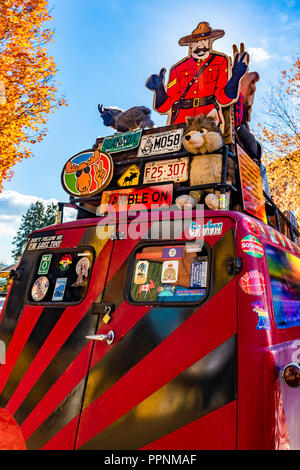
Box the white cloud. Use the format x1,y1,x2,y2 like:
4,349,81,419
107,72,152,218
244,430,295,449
0,190,57,217
248,47,273,64
0,190,61,265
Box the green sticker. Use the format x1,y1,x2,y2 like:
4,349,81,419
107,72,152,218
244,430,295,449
102,129,142,153
38,254,52,275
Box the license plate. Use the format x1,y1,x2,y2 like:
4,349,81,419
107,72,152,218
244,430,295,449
101,129,142,153
143,157,189,184
137,128,183,157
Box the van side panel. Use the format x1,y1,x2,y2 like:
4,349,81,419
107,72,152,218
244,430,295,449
236,217,300,450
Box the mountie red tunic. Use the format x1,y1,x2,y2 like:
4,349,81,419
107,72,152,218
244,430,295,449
157,53,232,124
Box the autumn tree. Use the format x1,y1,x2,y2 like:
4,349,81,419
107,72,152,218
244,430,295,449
12,200,57,260
0,0,66,190
258,54,300,218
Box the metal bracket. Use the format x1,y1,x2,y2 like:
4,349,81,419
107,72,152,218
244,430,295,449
90,302,115,315
227,256,242,275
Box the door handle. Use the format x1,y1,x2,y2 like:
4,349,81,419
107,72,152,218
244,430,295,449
86,330,115,346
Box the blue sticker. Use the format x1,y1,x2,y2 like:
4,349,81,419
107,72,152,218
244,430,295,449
190,260,207,288
162,246,183,260
175,287,206,297
52,278,67,301
158,285,206,302
157,285,176,297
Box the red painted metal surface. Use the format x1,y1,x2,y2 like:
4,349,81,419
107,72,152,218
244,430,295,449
0,408,27,450
142,401,237,450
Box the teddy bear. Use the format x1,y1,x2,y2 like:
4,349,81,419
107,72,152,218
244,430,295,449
175,109,236,210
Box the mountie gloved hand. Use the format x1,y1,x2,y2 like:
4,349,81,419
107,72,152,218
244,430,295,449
146,68,168,109
225,43,249,100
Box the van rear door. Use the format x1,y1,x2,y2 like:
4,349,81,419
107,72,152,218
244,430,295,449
0,222,115,450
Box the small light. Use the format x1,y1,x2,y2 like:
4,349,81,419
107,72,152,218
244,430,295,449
282,363,300,388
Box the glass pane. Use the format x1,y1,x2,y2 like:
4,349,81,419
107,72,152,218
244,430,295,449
130,244,208,304
29,249,93,304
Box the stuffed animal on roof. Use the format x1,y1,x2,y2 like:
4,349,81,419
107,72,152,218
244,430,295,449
175,109,236,210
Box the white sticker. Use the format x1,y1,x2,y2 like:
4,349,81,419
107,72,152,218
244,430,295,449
161,260,179,284
134,260,149,284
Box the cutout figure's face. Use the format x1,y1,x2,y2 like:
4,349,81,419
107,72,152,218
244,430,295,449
190,39,211,60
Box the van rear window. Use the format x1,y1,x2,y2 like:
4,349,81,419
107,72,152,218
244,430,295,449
28,249,93,304
265,244,300,329
127,243,209,305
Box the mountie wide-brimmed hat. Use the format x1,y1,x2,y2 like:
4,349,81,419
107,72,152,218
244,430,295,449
179,22,225,46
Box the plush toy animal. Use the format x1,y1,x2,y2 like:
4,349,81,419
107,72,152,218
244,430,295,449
175,109,236,210
98,104,155,132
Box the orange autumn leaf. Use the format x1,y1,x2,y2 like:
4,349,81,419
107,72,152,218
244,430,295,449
0,0,67,190
257,53,300,223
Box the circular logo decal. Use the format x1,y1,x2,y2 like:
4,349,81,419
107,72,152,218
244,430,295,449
241,235,264,258
31,276,49,301
61,149,113,198
59,254,72,271
239,270,266,295
168,248,177,258
243,217,261,236
76,257,90,275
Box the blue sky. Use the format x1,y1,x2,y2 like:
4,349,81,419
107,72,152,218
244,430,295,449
0,0,300,264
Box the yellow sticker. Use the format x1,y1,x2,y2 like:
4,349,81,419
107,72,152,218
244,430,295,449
117,165,140,187
168,78,177,89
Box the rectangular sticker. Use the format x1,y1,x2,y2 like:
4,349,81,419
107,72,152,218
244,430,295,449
174,287,206,298
136,252,162,260
137,128,183,158
143,157,189,184
134,260,149,284
28,234,64,251
100,184,173,214
162,246,183,260
38,254,52,275
190,260,207,288
161,260,179,284
52,278,67,301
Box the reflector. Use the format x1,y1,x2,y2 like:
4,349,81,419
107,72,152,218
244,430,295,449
282,363,300,388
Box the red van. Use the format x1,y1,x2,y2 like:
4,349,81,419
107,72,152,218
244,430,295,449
0,205,299,450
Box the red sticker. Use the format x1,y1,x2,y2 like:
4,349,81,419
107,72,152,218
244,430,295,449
239,270,266,295
242,217,261,236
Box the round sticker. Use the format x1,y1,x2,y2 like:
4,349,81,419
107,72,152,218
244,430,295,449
61,149,113,198
31,276,49,301
72,257,90,287
59,254,72,271
239,271,266,295
243,217,261,236
241,235,264,258
168,248,177,258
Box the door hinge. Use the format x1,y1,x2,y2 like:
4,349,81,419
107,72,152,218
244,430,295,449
227,256,242,275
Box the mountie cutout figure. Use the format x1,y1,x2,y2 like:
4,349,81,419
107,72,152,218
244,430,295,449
146,21,249,128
